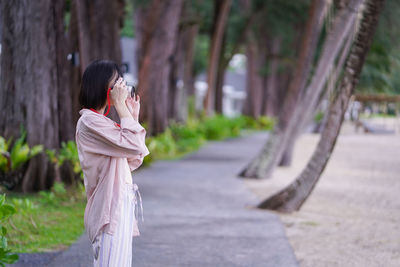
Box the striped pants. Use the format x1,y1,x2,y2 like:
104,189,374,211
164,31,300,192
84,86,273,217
91,183,143,267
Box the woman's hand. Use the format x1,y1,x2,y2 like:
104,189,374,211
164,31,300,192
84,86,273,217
126,93,140,121
110,77,128,106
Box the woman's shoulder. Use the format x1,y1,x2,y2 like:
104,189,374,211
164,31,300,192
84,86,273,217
78,109,110,126
77,109,120,133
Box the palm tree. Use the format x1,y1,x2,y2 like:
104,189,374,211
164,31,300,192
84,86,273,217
258,0,386,212
239,0,364,179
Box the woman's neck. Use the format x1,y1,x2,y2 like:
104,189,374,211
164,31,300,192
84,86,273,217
96,105,106,114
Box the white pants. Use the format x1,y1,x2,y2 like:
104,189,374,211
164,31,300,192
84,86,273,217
91,183,143,267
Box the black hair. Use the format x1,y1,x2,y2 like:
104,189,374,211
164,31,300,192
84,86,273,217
79,59,123,110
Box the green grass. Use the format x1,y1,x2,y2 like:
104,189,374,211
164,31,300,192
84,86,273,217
3,184,86,253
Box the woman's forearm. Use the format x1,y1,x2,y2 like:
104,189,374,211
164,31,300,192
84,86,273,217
115,102,132,119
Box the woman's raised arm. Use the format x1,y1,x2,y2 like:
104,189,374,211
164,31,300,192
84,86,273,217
79,116,150,159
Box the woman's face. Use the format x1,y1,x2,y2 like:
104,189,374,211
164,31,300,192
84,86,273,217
107,71,120,107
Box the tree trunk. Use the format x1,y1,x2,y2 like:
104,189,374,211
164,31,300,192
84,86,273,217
184,24,199,98
203,0,232,116
278,0,328,165
243,34,265,118
136,0,184,135
55,0,75,144
68,3,83,127
239,0,362,179
72,0,124,123
258,0,385,212
73,0,124,69
0,0,63,192
214,32,227,115
263,37,281,118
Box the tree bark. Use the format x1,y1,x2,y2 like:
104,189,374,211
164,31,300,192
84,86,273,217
136,0,184,135
239,0,362,179
55,0,75,144
214,32,227,114
258,0,385,212
203,0,232,116
72,0,124,123
0,0,63,192
73,0,124,70
278,0,328,165
243,33,265,118
263,36,281,118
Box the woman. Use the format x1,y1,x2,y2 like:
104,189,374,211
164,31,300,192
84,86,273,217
75,59,150,266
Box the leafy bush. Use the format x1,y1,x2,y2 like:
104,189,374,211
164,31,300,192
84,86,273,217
145,129,177,160
45,141,83,179
202,114,233,140
0,128,43,173
257,115,275,130
59,141,82,176
0,194,19,265
0,127,43,189
169,120,206,153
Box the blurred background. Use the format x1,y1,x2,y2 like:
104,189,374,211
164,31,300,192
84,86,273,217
0,0,398,266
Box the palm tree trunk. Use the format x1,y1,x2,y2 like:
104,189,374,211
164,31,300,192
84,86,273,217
239,0,363,179
258,0,385,212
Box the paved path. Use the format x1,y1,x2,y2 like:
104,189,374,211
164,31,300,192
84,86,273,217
13,130,298,267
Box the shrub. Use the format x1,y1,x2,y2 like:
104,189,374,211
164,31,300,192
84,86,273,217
45,141,83,182
0,127,43,189
169,120,205,153
257,115,275,130
0,194,19,265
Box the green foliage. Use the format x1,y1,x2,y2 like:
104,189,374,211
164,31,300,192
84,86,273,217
121,0,135,37
145,129,177,161
201,114,241,140
4,183,85,253
169,120,206,153
59,141,82,175
193,34,210,77
357,0,400,95
314,111,324,124
252,0,309,58
0,127,43,173
38,191,56,206
45,141,82,177
38,182,68,207
358,41,393,93
0,195,19,265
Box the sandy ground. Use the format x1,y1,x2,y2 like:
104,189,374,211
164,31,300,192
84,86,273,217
245,120,400,267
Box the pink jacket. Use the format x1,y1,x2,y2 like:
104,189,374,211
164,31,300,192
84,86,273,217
75,108,150,244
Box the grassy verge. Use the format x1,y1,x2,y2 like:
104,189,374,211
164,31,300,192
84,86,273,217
3,183,86,253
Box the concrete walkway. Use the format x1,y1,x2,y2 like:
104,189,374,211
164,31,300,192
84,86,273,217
14,130,298,267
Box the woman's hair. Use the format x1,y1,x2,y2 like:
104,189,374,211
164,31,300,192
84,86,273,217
79,59,123,110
